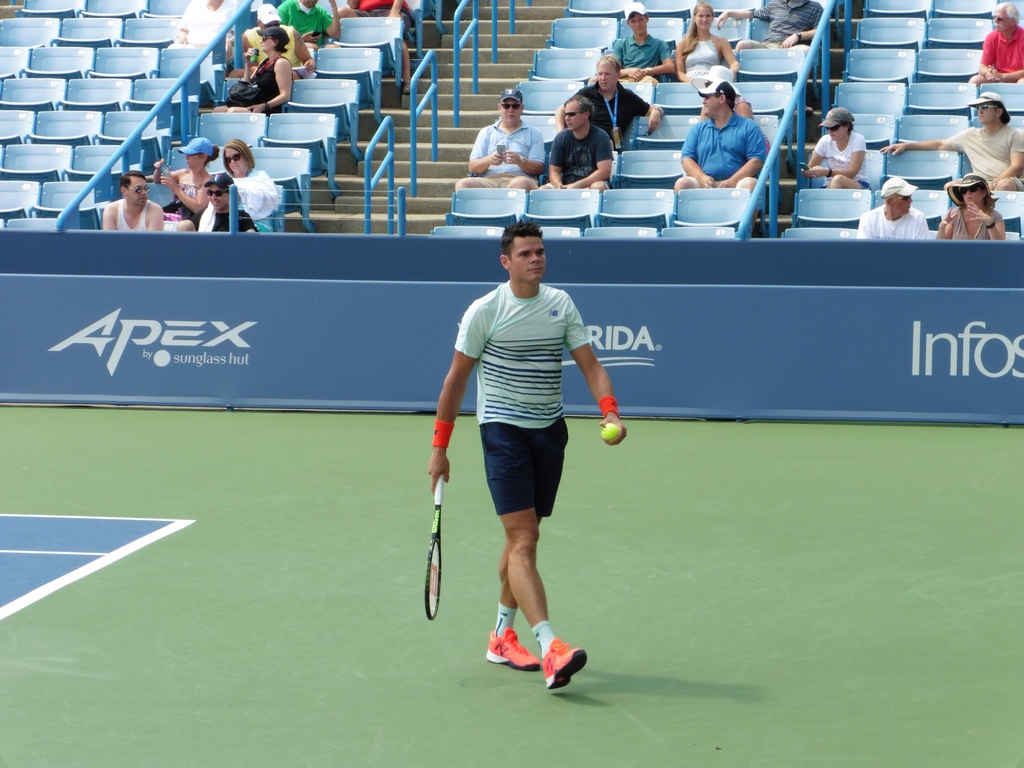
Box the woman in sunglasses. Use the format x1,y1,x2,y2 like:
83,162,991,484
937,173,1006,241
220,138,281,232
801,107,868,190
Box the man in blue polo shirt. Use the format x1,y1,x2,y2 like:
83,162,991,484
674,77,766,192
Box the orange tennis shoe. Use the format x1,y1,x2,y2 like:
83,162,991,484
543,638,587,690
486,629,541,671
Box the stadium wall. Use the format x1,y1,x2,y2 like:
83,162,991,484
2,231,1023,424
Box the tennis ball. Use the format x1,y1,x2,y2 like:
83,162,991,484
601,423,619,441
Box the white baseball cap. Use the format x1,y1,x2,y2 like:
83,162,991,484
624,2,648,18
256,4,281,25
881,177,918,199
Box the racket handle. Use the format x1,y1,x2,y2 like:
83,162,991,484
434,480,444,506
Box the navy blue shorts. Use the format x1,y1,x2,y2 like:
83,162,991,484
480,419,569,517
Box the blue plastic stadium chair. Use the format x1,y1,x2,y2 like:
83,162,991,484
314,46,384,123
286,78,362,162
143,0,190,17
54,16,122,48
0,179,40,221
334,17,404,94
615,149,684,189
883,149,960,190
844,48,916,85
4,216,59,229
926,18,993,49
0,77,68,112
430,225,506,237
97,110,170,169
0,18,60,49
520,113,559,158
548,16,618,52
737,81,793,118
564,0,628,21
737,48,807,85
834,82,907,118
0,109,35,149
16,0,84,20
583,225,659,237
517,80,584,115
618,16,683,45
660,225,736,239
863,0,930,18
522,188,601,229
93,45,160,79
861,150,885,190
158,47,217,104
66,143,129,200
446,188,527,228
28,110,103,148
0,46,31,80
33,181,100,228
61,77,133,111
915,48,982,82
993,190,1024,233
781,226,858,239
197,112,268,152
906,82,977,116
24,46,94,80
529,48,600,82
118,17,180,48
651,82,705,116
263,112,340,199
128,77,199,139
250,146,315,233
930,0,997,19
673,188,751,227
794,188,873,228
633,115,700,151
0,143,73,183
855,17,926,50
596,188,675,229
972,83,1024,115
643,0,691,19
80,0,147,20
710,16,750,45
541,226,583,238
896,113,969,142
852,113,897,149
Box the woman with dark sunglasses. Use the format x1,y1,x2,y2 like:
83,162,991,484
221,138,281,232
801,107,869,190
937,174,1006,241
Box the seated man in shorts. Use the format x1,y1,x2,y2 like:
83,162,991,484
455,88,546,191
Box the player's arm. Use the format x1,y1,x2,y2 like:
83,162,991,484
428,350,477,489
570,343,625,444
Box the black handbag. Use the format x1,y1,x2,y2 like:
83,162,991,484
227,80,261,108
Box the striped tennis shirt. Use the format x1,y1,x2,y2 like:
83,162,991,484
456,282,591,428
753,0,824,44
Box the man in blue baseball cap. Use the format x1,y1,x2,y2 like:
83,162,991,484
455,87,547,192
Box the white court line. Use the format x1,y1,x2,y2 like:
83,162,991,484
0,518,195,622
1,550,108,556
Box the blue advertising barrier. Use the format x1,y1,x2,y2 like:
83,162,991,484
3,272,1024,423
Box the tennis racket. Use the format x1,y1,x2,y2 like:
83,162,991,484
424,480,443,620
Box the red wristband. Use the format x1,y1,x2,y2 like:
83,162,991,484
432,419,454,448
599,396,619,418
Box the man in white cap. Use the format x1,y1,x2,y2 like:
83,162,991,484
716,0,823,52
235,4,315,79
971,3,1024,85
674,78,765,192
880,92,1024,192
612,2,675,84
856,177,930,240
455,88,546,191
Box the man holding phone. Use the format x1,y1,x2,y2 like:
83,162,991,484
455,88,547,191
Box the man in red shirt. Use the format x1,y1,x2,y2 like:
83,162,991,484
338,0,412,93
971,3,1024,85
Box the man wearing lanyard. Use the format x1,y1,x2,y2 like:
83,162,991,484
554,54,663,150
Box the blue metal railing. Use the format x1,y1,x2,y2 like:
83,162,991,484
364,115,400,234
736,0,849,239
408,49,439,198
451,0,479,127
55,2,251,230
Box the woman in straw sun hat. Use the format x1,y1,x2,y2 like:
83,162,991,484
937,173,1006,240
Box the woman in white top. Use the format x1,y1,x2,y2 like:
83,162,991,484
196,138,281,232
675,2,739,83
801,107,869,190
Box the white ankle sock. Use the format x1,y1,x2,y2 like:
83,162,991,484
494,604,517,636
532,620,555,657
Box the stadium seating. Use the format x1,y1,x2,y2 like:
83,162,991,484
883,149,960,189
0,110,35,148
334,17,404,93
595,188,675,229
430,225,506,237
197,112,268,151
158,47,217,103
973,83,1024,114
24,45,94,78
286,78,362,162
529,48,600,82
794,188,872,228
930,0,997,19
633,115,699,151
642,0,691,20
651,82,705,115
736,81,793,118
583,225,658,237
863,0,930,19
673,188,751,227
0,179,40,221
861,150,885,190
844,48,916,84
80,0,147,20
915,48,982,82
855,17,926,50
564,0,629,21
263,112,341,199
520,114,558,156
314,47,384,123
17,0,84,20
0,143,73,183
0,18,61,48
660,225,737,239
54,17,122,48
852,114,896,149
547,17,618,53
925,18,993,49
65,143,127,196
0,77,67,112
994,191,1024,233
895,113,969,142
98,109,170,169
906,82,976,116
522,188,601,229
3,216,59,229
118,17,180,48
28,110,103,147
127,76,199,139
835,82,907,118
143,0,189,17
0,46,31,80
781,226,858,238
446,188,527,227
614,149,683,189
251,146,314,233
617,16,684,45
737,48,806,85
92,45,160,79
61,77,133,111
541,226,583,238
517,80,584,115
711,17,750,45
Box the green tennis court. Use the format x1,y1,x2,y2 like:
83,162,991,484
0,406,1021,767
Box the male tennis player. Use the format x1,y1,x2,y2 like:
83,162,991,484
427,221,626,691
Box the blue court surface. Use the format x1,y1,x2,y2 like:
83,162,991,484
0,515,194,621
